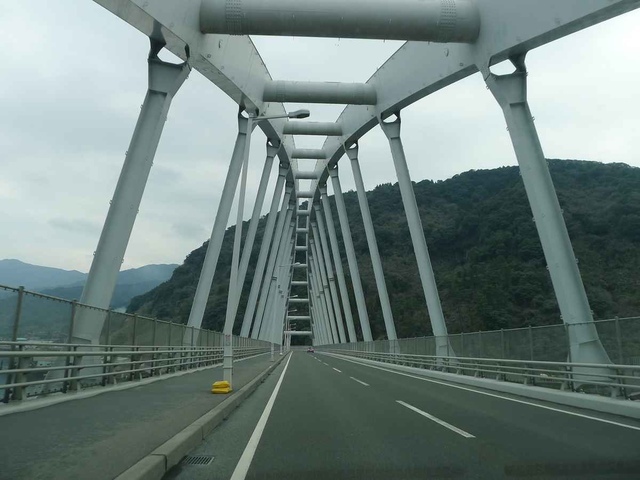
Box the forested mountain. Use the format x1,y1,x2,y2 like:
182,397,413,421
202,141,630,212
128,160,640,339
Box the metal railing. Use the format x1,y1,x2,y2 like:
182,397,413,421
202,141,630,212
319,349,640,399
318,317,640,399
322,317,640,364
0,284,273,403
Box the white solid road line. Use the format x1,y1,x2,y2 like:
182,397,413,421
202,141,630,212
333,355,640,432
333,368,342,373
350,377,370,387
397,400,475,438
230,353,293,480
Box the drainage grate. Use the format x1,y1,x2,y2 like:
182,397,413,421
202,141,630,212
181,455,215,466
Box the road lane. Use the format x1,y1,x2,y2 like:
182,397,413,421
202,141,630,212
245,351,498,479
318,353,640,478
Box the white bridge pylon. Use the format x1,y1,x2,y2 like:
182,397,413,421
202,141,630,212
79,0,638,376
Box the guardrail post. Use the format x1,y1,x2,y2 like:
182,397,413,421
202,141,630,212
69,345,81,393
151,319,158,375
62,301,78,394
11,286,24,343
528,325,534,361
132,314,138,346
461,332,465,358
562,324,575,392
190,326,196,369
105,310,112,346
614,317,623,365
13,351,28,401
4,287,25,403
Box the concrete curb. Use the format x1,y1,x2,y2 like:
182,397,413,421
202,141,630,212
325,353,640,420
115,353,289,480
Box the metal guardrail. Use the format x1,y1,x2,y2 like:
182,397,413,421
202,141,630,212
319,349,640,400
0,284,274,403
0,341,269,402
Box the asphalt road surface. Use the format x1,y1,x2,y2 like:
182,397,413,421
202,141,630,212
0,353,275,480
169,351,640,480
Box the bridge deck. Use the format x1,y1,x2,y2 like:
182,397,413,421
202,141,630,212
0,353,275,480
170,351,640,480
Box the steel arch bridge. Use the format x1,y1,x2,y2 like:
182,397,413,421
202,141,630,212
73,0,638,384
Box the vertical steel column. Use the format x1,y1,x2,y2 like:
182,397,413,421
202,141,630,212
271,228,296,344
379,113,452,357
185,111,249,341
255,211,295,339
309,255,333,344
328,165,373,341
320,189,357,343
240,166,289,337
482,55,610,367
346,144,398,342
233,140,281,320
250,189,293,338
221,118,256,383
75,42,189,344
311,214,347,343
310,237,339,343
255,218,292,341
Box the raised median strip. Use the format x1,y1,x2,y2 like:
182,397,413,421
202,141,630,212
114,353,290,480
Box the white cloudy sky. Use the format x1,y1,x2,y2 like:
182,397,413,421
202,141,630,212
0,2,639,273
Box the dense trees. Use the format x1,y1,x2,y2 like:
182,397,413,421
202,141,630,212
128,160,640,339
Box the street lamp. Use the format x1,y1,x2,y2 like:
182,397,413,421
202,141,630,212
223,110,310,385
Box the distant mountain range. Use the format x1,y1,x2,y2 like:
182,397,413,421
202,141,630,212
0,259,86,291
0,259,178,308
0,260,178,340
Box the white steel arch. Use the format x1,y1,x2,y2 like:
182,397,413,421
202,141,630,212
85,0,639,362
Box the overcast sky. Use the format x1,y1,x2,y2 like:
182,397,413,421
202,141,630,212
1,2,639,274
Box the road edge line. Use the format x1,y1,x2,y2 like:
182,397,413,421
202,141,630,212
114,353,290,480
323,352,640,427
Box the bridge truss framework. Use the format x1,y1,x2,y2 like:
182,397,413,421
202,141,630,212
61,0,639,386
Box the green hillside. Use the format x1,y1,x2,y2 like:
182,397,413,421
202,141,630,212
127,160,640,340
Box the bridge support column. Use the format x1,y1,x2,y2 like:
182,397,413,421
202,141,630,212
320,189,357,342
482,55,610,369
74,42,189,344
252,191,293,338
310,255,333,344
223,139,280,385
256,213,295,339
379,113,453,358
309,238,339,343
222,117,256,383
311,217,347,343
328,165,373,341
185,110,249,343
346,144,398,344
240,167,289,337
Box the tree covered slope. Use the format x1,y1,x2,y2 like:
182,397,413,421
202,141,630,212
128,160,640,339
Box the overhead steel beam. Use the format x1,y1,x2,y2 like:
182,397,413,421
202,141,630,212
200,0,481,43
265,82,377,105
292,149,327,160
284,121,343,136
295,171,320,180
